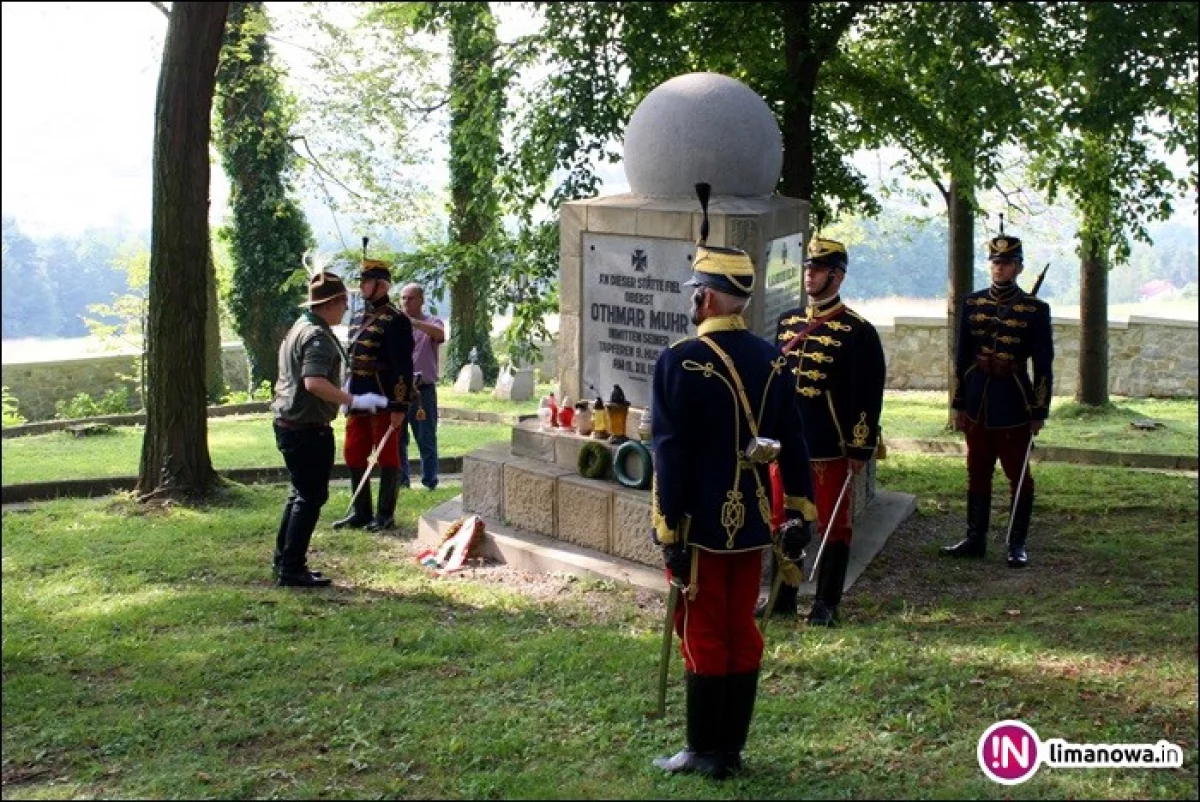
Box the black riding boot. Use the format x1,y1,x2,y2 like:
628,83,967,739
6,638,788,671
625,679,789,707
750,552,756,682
942,493,990,558
723,670,759,774
278,497,331,587
368,467,400,531
1007,491,1034,569
808,542,849,627
653,672,729,780
332,469,372,529
754,555,799,618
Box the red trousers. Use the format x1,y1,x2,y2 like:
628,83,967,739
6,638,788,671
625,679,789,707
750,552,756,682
670,549,764,676
344,412,400,469
965,422,1034,498
769,458,855,545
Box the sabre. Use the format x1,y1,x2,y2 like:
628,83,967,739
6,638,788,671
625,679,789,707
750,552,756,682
343,423,397,516
655,579,682,717
1005,435,1035,547
807,470,855,583
760,558,786,633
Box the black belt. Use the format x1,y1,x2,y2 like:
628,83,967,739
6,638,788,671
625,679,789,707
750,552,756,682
274,419,331,431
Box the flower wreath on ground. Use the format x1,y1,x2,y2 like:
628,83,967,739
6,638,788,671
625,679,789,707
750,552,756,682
417,514,488,575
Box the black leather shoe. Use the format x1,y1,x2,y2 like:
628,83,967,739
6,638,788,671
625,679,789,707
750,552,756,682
273,564,322,580
941,538,986,558
652,748,729,780
1007,544,1029,569
366,516,396,532
806,599,837,627
277,571,332,588
332,513,371,530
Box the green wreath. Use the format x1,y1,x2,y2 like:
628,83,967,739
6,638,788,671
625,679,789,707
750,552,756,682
577,440,612,480
613,440,653,490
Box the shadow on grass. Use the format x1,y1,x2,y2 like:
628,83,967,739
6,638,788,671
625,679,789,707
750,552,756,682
3,468,1197,799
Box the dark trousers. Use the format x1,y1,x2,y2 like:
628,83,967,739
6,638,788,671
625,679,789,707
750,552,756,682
274,423,335,574
965,422,1034,499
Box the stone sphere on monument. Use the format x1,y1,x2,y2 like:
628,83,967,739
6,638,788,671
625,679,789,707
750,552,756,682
622,72,783,198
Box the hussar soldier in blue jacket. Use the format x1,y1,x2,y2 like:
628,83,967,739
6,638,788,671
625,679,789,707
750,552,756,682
942,233,1054,568
650,183,817,781
761,237,886,626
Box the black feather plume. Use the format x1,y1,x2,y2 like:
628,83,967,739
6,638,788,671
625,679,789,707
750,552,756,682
695,182,711,245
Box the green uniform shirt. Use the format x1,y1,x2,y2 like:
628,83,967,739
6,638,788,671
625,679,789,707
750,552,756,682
271,313,344,425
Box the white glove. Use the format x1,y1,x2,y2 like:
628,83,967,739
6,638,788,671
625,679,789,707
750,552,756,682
349,392,389,412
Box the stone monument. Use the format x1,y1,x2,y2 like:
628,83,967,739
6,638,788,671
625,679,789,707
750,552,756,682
453,347,485,393
420,72,914,594
492,365,535,402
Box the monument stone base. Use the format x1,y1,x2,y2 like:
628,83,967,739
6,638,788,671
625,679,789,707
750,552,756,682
420,422,915,597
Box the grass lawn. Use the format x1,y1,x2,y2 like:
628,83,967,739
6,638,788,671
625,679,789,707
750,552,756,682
436,380,557,415
2,457,1196,799
0,417,511,486
881,393,1197,455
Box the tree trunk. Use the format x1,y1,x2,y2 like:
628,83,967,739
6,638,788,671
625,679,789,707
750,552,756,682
137,2,229,500
205,238,224,403
779,3,818,201
945,175,975,427
444,2,501,384
1077,232,1109,406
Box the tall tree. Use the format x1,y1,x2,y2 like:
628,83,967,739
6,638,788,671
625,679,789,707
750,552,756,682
302,1,508,381
137,2,229,500
1014,1,1198,406
214,2,312,386
424,1,505,382
832,2,1027,422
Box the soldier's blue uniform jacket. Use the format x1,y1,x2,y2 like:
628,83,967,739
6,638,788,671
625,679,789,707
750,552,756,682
952,283,1053,428
651,314,817,553
346,296,415,414
775,294,886,462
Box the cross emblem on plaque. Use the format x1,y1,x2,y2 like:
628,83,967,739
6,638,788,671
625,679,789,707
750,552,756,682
631,249,647,272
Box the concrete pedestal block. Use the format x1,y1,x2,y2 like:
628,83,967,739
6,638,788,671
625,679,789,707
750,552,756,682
557,476,613,552
611,487,658,567
462,446,508,520
512,425,556,462
502,457,573,536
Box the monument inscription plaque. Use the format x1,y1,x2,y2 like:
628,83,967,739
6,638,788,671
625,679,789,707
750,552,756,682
761,232,805,329
581,232,695,408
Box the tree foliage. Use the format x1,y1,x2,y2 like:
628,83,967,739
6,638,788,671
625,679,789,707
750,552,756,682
1,217,60,339
83,239,150,405
405,1,507,382
214,1,313,386
829,2,1029,421
1012,1,1199,405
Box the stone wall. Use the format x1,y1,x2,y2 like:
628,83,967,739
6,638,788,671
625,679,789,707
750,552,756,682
880,315,1197,397
4,314,1195,422
2,343,251,422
